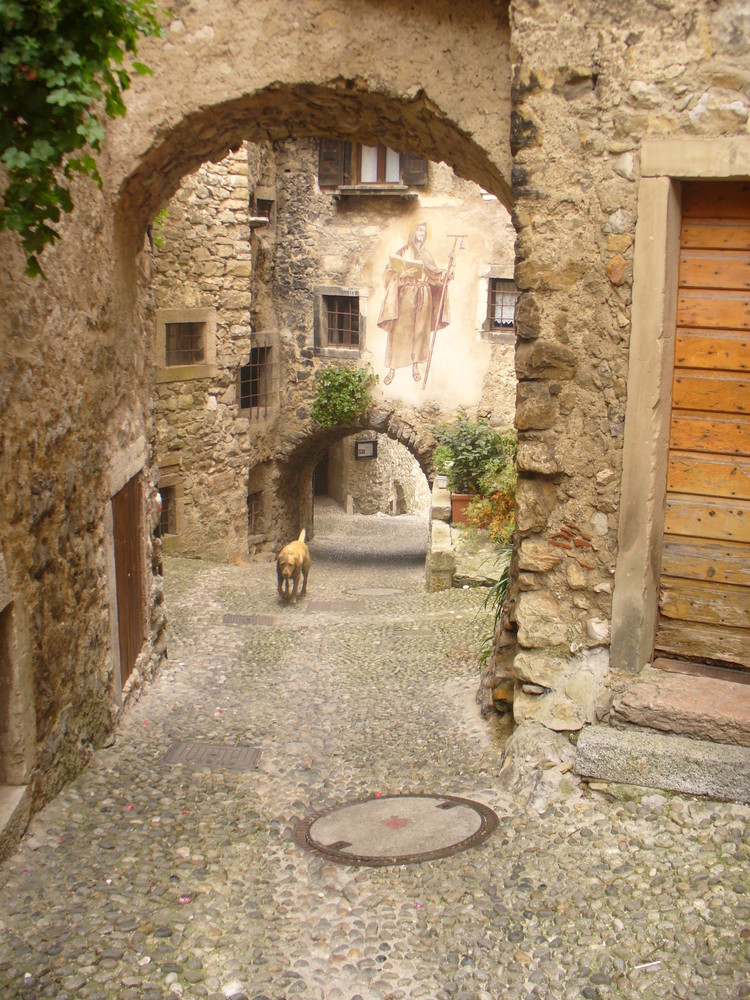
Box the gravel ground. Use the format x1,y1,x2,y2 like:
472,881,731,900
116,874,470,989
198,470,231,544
0,500,748,1000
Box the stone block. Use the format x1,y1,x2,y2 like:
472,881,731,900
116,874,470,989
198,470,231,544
515,478,557,534
431,483,451,523
518,539,562,572
516,342,577,380
512,647,611,731
515,592,568,647
517,440,559,475
515,382,555,430
575,725,750,803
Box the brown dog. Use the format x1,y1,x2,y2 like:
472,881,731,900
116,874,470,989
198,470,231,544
276,529,310,605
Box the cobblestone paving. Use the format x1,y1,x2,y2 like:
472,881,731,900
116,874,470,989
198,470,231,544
1,503,749,1000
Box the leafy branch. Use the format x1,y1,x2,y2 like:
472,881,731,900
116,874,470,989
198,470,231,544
0,0,163,276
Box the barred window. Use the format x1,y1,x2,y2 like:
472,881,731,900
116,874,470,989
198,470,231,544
158,486,177,535
325,295,360,349
165,322,205,366
240,345,273,416
488,279,517,332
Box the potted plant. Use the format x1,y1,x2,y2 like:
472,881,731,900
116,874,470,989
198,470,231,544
433,418,516,526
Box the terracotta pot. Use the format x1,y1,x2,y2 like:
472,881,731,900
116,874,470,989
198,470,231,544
450,493,473,525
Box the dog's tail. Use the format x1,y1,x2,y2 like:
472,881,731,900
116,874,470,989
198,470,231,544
298,528,306,543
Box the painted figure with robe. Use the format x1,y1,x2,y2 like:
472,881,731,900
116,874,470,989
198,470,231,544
377,222,451,385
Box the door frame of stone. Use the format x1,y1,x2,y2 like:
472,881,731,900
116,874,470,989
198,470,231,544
611,137,750,675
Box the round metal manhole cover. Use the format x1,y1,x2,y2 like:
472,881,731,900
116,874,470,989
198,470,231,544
293,794,498,867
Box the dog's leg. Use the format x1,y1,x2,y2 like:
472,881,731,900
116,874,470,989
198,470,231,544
290,568,299,605
300,565,308,597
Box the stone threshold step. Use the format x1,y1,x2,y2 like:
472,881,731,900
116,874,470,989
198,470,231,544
0,783,31,864
575,723,750,803
611,663,750,748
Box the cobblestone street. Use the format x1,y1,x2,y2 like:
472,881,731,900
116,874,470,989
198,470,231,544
1,502,749,1000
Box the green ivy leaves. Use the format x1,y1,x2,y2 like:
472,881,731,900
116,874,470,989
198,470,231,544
0,0,162,276
310,366,379,429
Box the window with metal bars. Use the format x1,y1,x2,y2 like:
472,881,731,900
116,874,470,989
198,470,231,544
165,321,205,365
487,278,517,332
158,486,177,535
325,295,360,349
239,346,273,416
247,491,263,535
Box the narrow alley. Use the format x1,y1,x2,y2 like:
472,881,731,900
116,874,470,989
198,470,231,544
0,504,748,1000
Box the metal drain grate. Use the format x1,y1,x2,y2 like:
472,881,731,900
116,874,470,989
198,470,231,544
162,741,261,772
223,613,276,626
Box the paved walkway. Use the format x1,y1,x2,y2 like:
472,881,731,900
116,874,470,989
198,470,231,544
0,501,748,1000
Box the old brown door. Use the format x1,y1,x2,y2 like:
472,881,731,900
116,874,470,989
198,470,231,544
655,181,750,670
112,474,147,687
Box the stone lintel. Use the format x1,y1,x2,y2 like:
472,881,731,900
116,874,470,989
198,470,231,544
641,136,750,179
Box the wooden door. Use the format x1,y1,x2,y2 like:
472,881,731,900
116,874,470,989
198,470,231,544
112,475,147,687
655,181,750,669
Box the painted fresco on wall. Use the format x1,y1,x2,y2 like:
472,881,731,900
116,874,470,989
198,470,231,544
366,214,489,408
376,221,459,389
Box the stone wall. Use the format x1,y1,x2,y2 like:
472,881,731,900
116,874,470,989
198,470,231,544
489,0,750,729
327,433,431,516
152,137,517,558
151,147,258,558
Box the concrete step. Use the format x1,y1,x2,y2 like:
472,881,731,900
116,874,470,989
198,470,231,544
0,784,31,864
611,664,750,747
575,723,750,803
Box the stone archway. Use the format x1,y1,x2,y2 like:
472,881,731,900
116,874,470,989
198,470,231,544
0,0,515,830
258,401,440,551
107,1,512,250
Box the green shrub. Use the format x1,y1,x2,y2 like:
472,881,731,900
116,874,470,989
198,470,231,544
433,417,516,495
310,365,378,429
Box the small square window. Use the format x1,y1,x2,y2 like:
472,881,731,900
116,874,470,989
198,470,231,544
325,296,360,349
488,279,517,332
165,322,205,366
314,288,362,357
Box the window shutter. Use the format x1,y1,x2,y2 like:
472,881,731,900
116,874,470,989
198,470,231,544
401,153,429,186
319,139,345,186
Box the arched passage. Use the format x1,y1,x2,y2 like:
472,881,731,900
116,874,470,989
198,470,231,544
258,404,439,551
0,0,515,829
106,0,513,252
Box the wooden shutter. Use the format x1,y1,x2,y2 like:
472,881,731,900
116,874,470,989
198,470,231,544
401,152,429,186
112,474,147,687
318,139,346,186
655,181,750,669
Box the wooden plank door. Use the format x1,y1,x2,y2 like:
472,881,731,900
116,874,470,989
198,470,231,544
655,181,750,670
655,182,750,667
112,474,147,687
